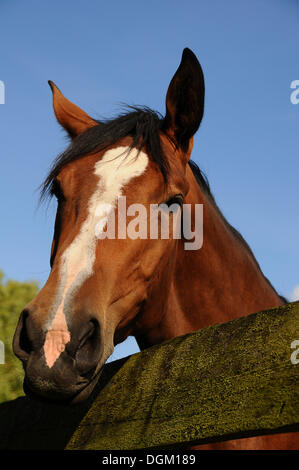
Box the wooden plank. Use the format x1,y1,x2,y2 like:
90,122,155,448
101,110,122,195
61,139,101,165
0,302,298,450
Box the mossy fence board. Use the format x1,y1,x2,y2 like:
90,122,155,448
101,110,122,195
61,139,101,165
0,302,298,450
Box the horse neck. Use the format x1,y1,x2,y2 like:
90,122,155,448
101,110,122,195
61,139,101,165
136,164,284,348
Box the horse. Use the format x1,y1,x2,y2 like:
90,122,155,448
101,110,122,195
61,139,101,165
13,48,297,449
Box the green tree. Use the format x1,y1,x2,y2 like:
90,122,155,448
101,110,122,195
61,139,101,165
0,270,39,403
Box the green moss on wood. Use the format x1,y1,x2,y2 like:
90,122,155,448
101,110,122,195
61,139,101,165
0,302,298,449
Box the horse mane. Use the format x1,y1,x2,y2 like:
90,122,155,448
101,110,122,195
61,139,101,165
40,107,167,200
40,106,213,201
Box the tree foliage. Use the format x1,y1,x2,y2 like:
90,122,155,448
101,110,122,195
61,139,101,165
0,270,39,403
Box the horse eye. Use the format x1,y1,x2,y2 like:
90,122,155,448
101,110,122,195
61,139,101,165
165,194,184,208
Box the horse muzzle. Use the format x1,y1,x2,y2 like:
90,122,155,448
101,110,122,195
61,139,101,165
13,310,105,403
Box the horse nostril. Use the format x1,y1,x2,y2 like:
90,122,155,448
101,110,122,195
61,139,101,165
13,310,33,361
20,314,34,354
77,320,96,350
75,319,102,375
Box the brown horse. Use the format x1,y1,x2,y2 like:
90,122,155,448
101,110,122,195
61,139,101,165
13,49,296,449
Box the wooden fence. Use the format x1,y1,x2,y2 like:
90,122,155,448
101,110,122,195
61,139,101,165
0,301,298,449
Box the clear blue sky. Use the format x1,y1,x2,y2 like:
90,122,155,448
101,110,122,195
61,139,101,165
0,0,298,361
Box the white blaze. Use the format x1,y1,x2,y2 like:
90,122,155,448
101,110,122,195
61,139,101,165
44,146,149,367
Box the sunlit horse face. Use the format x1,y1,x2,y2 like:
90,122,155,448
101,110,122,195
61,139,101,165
13,48,205,403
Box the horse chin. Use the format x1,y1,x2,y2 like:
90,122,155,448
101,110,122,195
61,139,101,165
70,367,104,404
23,366,104,406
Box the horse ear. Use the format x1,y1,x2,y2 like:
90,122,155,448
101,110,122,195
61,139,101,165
48,81,98,138
162,48,205,153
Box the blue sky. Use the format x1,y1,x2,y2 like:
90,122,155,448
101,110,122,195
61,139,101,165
0,0,298,361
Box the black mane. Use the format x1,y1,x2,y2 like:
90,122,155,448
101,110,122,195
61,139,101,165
40,106,211,201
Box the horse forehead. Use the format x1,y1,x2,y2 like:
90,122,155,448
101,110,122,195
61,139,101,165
93,146,149,188
58,145,151,203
